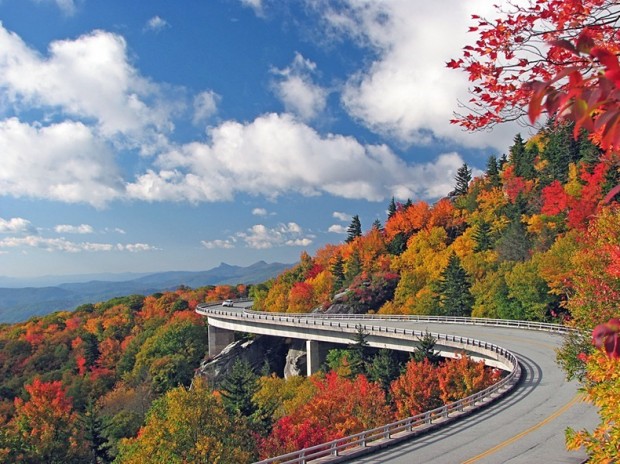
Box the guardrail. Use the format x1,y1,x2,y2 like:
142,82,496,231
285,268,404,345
196,304,529,464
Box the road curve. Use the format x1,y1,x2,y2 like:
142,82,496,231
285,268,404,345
198,305,598,463
352,321,597,464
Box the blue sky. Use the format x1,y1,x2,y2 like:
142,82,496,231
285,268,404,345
0,0,520,279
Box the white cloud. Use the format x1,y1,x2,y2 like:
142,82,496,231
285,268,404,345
127,113,465,203
332,211,350,222
201,239,236,249
145,16,169,33
33,0,77,16
0,235,156,253
236,222,313,249
252,208,268,216
328,224,347,234
0,217,35,234
0,118,122,207
240,0,264,16
193,91,220,125
310,0,518,150
271,53,327,121
0,24,175,141
55,224,94,234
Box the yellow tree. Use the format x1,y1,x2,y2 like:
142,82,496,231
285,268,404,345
116,378,256,464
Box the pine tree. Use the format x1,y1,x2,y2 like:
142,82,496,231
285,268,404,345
449,163,472,198
372,219,383,231
485,155,501,188
412,331,442,364
347,325,371,377
387,197,397,219
219,359,258,417
344,250,362,286
81,401,111,464
330,255,345,290
368,349,401,393
346,215,362,243
437,253,474,317
473,221,493,252
509,133,536,180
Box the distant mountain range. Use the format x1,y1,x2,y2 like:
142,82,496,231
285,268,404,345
0,261,292,323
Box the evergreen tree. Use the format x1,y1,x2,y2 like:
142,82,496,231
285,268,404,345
403,198,413,210
344,250,362,286
346,215,362,243
473,221,493,252
219,359,258,417
412,331,442,364
388,197,397,219
372,219,383,231
496,220,531,262
347,325,371,377
81,401,112,464
330,255,346,291
449,163,472,198
368,349,401,393
436,253,474,317
509,133,536,179
485,155,501,188
387,232,407,256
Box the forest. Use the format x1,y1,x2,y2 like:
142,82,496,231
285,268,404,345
0,115,617,462
1,0,620,461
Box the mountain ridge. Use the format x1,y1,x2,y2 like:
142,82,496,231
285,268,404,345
0,261,292,323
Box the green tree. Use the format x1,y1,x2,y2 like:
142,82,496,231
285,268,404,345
346,215,362,243
412,331,442,364
219,359,259,417
486,155,501,188
509,134,536,180
388,197,397,219
367,350,401,394
81,401,112,464
449,163,472,198
347,324,371,377
330,255,345,291
436,253,473,317
473,221,493,252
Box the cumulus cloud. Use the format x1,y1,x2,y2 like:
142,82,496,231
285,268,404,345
0,217,35,234
193,91,220,125
55,224,94,234
0,118,122,207
127,113,465,203
271,53,327,121
0,24,175,141
252,208,268,216
328,224,347,234
145,16,169,33
237,223,313,249
332,211,350,222
0,235,157,253
309,0,518,150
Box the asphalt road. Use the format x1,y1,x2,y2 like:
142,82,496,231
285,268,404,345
349,321,598,464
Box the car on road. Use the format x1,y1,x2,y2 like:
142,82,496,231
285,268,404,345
222,299,234,307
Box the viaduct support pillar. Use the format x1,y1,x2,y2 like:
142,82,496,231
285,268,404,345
208,324,235,358
306,340,322,376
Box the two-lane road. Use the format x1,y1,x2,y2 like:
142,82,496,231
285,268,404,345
352,321,597,463
199,306,599,463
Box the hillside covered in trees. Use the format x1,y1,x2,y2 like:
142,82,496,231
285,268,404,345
253,120,618,334
0,118,617,462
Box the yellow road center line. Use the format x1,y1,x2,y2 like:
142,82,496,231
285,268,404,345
462,394,583,463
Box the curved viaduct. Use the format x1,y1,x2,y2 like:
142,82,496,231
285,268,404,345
196,304,598,464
